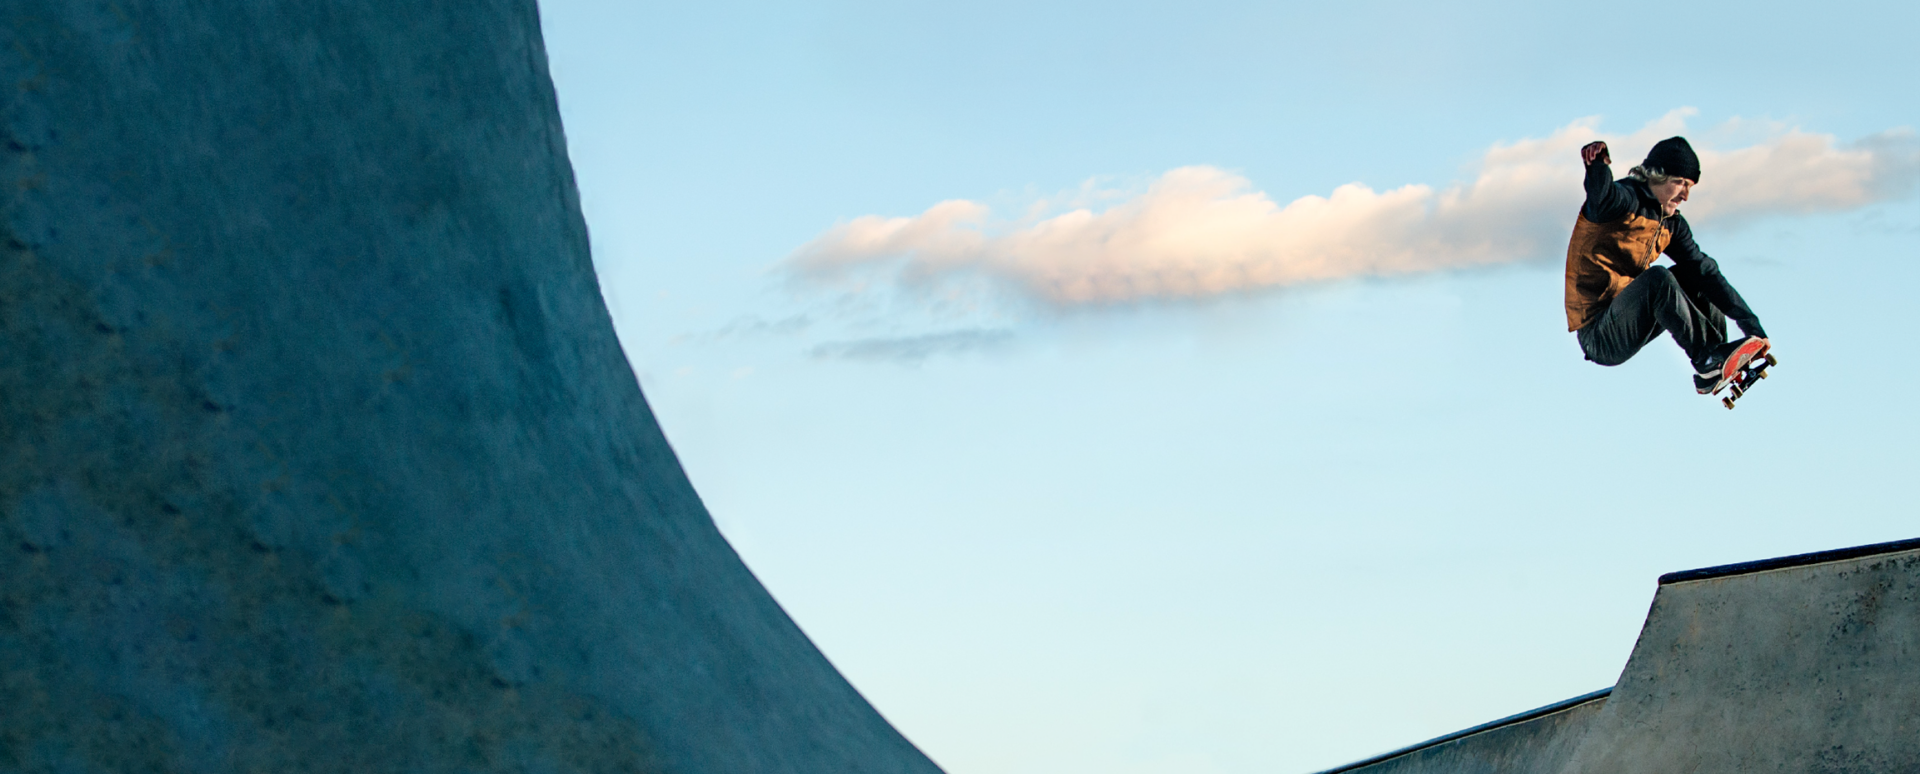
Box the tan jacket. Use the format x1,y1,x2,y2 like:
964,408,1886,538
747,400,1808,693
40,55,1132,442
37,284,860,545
1564,211,1670,331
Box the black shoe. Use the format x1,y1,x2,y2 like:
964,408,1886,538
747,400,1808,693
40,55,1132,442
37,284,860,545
1693,336,1770,394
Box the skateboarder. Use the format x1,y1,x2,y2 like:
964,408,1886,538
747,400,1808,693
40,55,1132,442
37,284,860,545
1565,136,1770,394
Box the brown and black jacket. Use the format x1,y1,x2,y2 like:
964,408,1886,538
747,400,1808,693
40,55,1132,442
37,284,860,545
1563,161,1766,337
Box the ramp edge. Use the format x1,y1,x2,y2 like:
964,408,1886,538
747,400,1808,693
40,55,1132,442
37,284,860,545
1311,688,1612,774
1658,536,1920,585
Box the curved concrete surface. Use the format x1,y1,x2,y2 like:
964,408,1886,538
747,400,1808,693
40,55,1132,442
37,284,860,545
1318,538,1920,774
0,3,940,773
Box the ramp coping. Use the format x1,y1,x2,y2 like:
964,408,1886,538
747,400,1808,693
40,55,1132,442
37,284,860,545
1311,688,1612,774
1658,536,1920,585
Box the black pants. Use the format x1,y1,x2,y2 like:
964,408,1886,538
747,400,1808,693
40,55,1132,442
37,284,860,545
1578,265,1727,366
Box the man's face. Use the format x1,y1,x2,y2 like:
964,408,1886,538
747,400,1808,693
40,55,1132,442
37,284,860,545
1650,178,1694,216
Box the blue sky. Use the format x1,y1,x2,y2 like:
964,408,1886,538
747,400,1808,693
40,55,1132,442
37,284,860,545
536,2,1920,771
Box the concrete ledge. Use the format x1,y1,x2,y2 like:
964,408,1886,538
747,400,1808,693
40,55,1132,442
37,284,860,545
1658,536,1920,585
1315,689,1611,774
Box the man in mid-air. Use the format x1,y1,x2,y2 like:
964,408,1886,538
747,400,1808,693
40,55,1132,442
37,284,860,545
1565,136,1770,394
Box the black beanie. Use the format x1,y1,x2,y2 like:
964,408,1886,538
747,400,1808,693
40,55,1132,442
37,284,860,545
1643,136,1701,182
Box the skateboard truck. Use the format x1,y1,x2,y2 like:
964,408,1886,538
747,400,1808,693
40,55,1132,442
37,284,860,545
1719,352,1777,410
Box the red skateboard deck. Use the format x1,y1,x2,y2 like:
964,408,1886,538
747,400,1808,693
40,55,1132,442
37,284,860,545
1716,345,1776,410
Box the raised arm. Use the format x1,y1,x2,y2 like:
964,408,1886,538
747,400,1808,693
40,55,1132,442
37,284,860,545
1579,141,1635,223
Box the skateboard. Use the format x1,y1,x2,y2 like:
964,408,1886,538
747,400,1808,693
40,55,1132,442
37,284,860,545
1717,349,1777,410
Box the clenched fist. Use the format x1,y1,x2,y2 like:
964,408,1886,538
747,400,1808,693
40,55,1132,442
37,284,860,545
1581,141,1611,166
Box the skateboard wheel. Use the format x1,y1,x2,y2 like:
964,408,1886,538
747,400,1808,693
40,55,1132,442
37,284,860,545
1757,370,1767,379
1765,354,1778,367
1723,397,1736,409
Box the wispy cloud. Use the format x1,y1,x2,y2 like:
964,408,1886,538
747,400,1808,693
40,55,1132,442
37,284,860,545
809,328,1015,363
671,313,814,345
785,111,1920,307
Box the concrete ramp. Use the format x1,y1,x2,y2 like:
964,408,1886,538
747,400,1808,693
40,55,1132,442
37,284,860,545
1322,538,1920,774
1,3,940,773
1319,690,1609,774
1562,538,1920,773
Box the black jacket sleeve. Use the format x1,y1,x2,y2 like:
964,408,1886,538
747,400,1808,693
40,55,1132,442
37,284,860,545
1665,215,1768,339
1582,161,1636,223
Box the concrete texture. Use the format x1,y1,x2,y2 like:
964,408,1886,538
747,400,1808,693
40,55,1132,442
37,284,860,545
1319,691,1608,774
1317,542,1920,774
0,3,941,773
1559,544,1920,774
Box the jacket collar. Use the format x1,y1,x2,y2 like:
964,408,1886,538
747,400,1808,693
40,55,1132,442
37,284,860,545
1622,177,1671,222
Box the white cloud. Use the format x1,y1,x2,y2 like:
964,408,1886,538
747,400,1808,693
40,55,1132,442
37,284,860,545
1689,126,1920,222
786,111,1920,307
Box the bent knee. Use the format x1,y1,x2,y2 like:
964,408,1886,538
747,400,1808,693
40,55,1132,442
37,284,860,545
1578,330,1629,366
1638,264,1676,287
